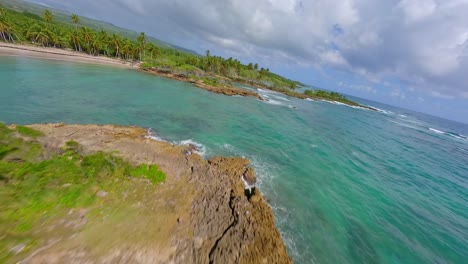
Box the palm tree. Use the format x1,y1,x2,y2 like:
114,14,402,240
69,30,81,51
137,32,146,59
111,34,121,58
44,10,53,23
147,43,160,61
98,30,109,56
80,27,93,53
71,14,80,26
0,18,15,42
49,29,61,47
90,37,101,55
121,39,132,60
30,26,51,46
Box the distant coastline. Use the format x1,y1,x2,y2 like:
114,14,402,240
1,43,376,110
0,43,138,69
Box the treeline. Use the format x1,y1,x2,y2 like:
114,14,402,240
0,7,156,61
0,6,302,90
304,89,363,106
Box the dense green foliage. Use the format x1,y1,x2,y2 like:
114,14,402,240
0,5,302,90
304,89,362,106
0,6,157,60
0,124,166,261
0,5,364,104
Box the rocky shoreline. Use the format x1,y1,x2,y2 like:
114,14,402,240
1,43,374,110
140,68,263,100
9,123,291,263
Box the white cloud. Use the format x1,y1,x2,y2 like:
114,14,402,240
29,0,468,101
398,0,437,23
391,89,406,100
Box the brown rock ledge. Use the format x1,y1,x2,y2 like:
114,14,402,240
140,68,263,100
22,123,292,264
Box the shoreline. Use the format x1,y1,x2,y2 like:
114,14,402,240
2,123,292,263
0,43,139,69
1,42,376,110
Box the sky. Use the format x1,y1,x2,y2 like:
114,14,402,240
28,0,468,123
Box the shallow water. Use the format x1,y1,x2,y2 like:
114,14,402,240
1,56,467,263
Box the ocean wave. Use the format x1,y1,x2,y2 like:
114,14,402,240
389,120,422,131
178,139,207,156
257,88,282,95
428,128,444,134
259,95,296,108
427,128,468,142
145,129,208,156
371,106,394,115
271,95,291,102
145,128,166,142
317,99,373,111
264,99,286,106
447,132,467,140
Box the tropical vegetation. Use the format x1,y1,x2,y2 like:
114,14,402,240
0,5,365,106
0,123,166,261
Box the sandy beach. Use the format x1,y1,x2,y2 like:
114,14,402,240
0,43,139,69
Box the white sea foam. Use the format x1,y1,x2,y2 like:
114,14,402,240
429,128,444,134
372,107,394,115
305,98,314,102
271,95,291,102
178,139,207,156
146,129,209,156
145,128,166,142
257,88,282,95
264,99,286,106
317,99,372,111
389,120,421,131
448,133,468,141
332,101,347,106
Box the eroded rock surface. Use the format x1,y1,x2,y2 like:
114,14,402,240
20,124,291,264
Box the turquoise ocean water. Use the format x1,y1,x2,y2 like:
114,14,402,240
1,56,467,263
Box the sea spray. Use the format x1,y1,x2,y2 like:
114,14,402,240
178,139,207,156
146,129,208,156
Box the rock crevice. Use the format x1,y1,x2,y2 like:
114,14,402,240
20,124,292,264
208,190,239,264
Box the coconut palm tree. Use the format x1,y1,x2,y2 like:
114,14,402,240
0,18,15,42
111,34,121,58
137,32,146,59
90,37,101,56
69,30,81,51
30,26,51,46
98,30,109,56
80,27,93,53
121,39,133,60
44,10,53,23
71,14,80,26
147,43,160,61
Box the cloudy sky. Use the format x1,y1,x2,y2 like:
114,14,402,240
28,0,468,123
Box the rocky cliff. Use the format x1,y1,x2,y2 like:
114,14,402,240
10,124,292,263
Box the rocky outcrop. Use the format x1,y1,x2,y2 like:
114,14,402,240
21,124,291,264
141,68,263,100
